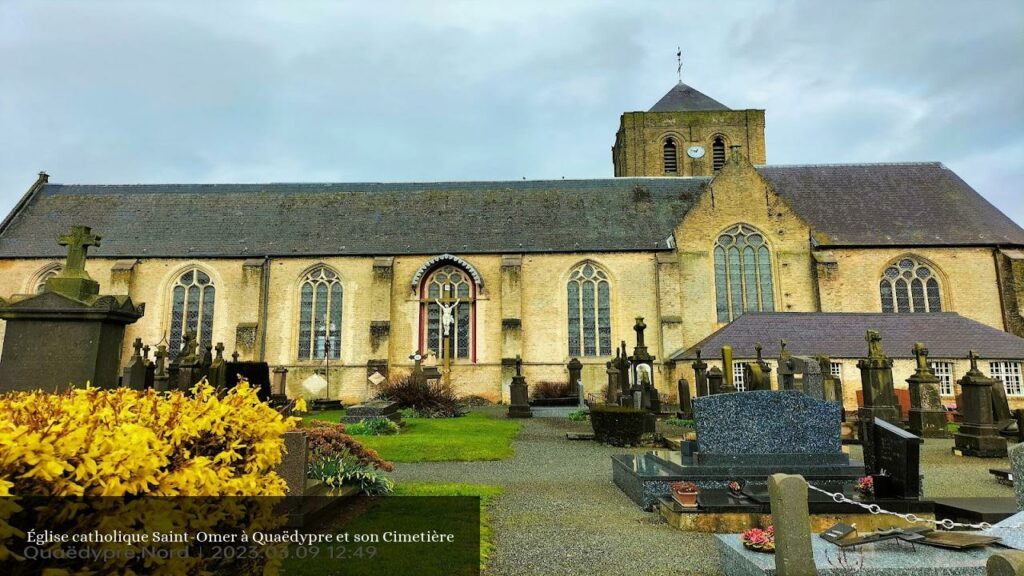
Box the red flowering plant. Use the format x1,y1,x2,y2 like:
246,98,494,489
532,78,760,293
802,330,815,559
670,481,698,493
856,475,874,497
741,525,775,553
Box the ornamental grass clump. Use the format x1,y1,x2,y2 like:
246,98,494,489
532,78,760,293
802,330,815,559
0,380,297,574
375,373,466,418
302,421,394,495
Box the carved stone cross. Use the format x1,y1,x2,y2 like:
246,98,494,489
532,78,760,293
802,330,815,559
755,341,764,363
231,350,240,362
132,337,144,358
58,226,101,275
154,344,168,376
866,330,884,358
912,342,929,372
215,342,225,360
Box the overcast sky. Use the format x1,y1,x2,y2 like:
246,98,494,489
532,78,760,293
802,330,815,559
1,0,1021,225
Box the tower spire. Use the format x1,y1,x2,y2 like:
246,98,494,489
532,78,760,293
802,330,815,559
676,47,682,84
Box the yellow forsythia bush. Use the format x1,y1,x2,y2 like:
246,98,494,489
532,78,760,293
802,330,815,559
0,380,300,575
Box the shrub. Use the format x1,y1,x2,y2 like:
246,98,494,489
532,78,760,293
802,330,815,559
302,421,394,495
589,405,648,446
531,381,573,400
665,417,695,428
399,407,421,419
567,409,588,422
375,373,466,418
0,380,294,574
347,417,400,436
461,394,493,407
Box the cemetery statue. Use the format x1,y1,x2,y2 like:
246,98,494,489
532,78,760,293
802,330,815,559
436,298,460,337
866,329,885,359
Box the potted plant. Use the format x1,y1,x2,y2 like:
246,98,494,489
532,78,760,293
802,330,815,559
670,481,699,508
856,475,874,499
741,526,775,553
728,480,744,495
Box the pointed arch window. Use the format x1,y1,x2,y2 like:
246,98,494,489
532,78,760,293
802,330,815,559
34,265,62,294
169,269,216,354
298,266,342,360
712,136,726,171
420,264,475,360
662,138,678,174
567,263,612,356
713,225,775,323
880,257,942,313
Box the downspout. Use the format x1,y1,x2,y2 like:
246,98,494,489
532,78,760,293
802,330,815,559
258,256,272,361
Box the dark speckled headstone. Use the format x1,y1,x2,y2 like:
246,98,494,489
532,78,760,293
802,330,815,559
695,390,842,459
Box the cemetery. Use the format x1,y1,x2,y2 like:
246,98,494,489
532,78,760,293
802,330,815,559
0,226,1023,575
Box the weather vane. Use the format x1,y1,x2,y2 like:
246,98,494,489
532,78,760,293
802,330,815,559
676,47,682,84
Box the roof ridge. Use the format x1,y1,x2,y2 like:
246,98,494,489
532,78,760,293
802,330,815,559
758,161,945,169
43,176,713,188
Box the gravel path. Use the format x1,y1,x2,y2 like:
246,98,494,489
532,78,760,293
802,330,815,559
390,410,1017,576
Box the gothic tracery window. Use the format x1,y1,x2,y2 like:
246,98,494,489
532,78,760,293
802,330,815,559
663,138,678,174
879,257,942,313
421,264,474,360
169,269,216,354
298,266,342,360
567,263,612,356
714,224,775,323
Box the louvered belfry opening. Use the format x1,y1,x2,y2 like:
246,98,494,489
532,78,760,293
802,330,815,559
712,137,726,171
662,139,678,174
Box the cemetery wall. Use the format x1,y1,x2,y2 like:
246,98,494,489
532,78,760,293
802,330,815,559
671,159,818,348
818,246,1005,330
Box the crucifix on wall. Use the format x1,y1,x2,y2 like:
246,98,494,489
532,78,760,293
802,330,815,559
434,285,460,386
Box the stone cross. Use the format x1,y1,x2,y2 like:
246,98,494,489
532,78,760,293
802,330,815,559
142,344,151,364
57,225,101,276
409,351,423,370
755,341,765,363
214,342,225,360
131,337,143,358
779,339,790,361
231,350,240,362
968,349,980,373
913,342,929,373
768,473,817,576
866,330,885,359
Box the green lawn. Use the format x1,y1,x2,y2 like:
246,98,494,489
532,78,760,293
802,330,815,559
304,410,521,462
301,409,344,423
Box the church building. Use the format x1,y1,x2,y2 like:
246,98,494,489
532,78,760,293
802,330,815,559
1,82,1023,408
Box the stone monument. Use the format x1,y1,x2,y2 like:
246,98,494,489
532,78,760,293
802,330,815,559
954,351,1008,458
120,338,147,390
906,342,949,438
768,473,817,576
692,348,709,397
743,342,773,391
567,357,583,403
605,361,620,404
628,317,660,412
676,378,692,419
508,355,533,418
0,226,145,392
856,330,901,441
706,366,724,395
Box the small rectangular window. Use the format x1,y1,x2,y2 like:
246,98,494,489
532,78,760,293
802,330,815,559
989,361,1023,396
829,362,842,379
929,361,955,396
732,361,746,392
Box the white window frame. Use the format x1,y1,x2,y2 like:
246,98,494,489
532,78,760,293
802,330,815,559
829,362,842,379
732,361,747,391
989,361,1023,396
929,361,955,397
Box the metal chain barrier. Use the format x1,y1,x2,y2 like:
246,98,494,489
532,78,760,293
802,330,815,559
805,483,1024,532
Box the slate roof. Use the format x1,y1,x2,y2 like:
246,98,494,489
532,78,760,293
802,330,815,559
760,163,1024,246
0,163,1021,258
669,313,1024,361
648,82,731,112
0,179,706,258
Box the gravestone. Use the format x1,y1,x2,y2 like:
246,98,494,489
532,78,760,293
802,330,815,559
692,348,709,397
176,333,204,391
707,366,724,395
615,342,631,405
987,552,1024,576
276,431,309,496
142,345,155,389
153,344,170,391
719,345,737,393
777,340,796,391
1011,443,1023,510
677,378,692,419
954,351,1008,458
906,342,949,438
342,400,401,424
605,361,620,404
121,338,147,390
815,355,843,404
629,317,660,412
743,342,773,391
567,357,583,403
508,355,532,418
208,342,227,388
857,330,902,443
768,473,816,576
223,360,273,400
793,356,825,400
865,418,923,499
0,226,145,391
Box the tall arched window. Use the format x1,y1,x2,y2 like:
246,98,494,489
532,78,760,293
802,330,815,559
567,263,612,356
420,264,475,360
169,269,216,354
712,136,726,171
714,224,775,323
298,266,342,360
880,257,942,313
33,264,62,294
662,138,678,174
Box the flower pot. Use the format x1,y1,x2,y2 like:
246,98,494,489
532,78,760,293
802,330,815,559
672,490,698,508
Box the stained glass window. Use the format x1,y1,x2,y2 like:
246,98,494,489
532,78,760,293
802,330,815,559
567,263,612,357
879,257,942,313
422,265,473,359
169,269,215,355
713,225,775,322
298,266,342,360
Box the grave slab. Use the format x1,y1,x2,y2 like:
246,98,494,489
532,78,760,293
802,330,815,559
341,400,401,424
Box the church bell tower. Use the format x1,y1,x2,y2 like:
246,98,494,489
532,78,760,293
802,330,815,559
612,82,766,177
